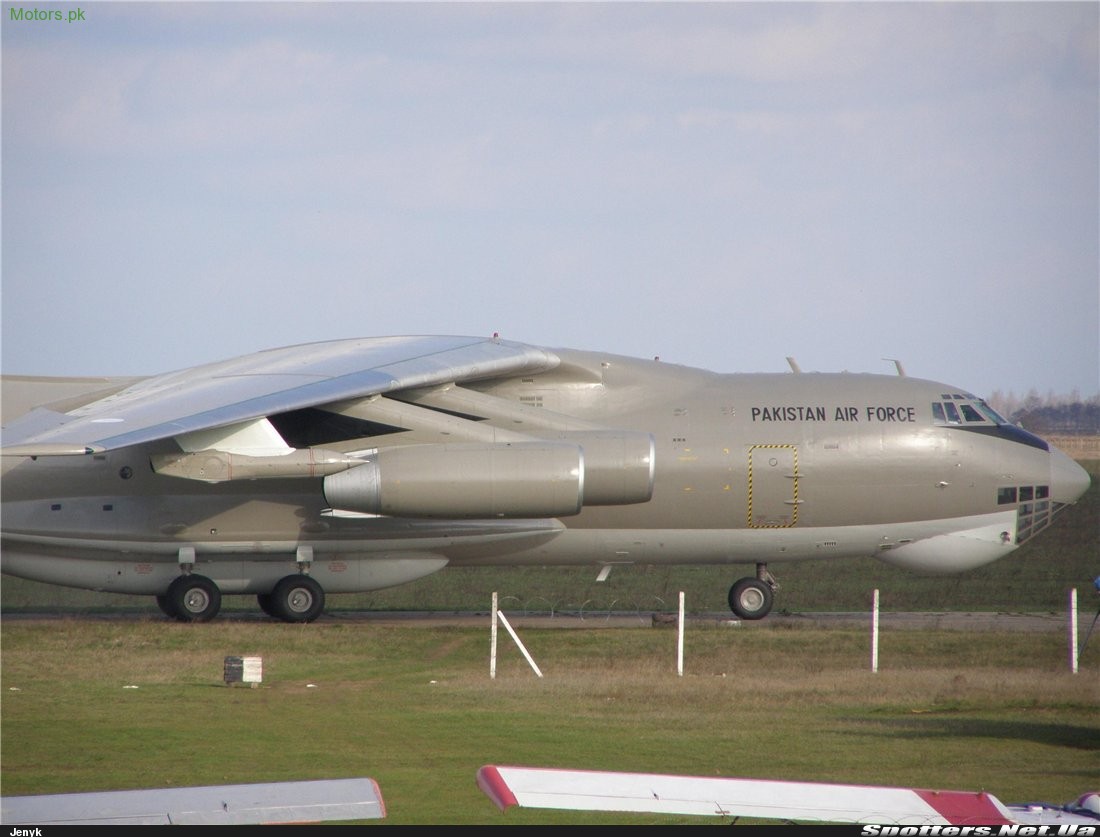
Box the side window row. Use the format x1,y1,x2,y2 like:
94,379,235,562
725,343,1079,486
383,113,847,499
998,485,1050,505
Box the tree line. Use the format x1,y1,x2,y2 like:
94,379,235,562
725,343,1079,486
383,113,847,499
987,390,1100,435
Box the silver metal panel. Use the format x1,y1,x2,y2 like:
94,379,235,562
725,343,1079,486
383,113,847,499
1,335,558,454
1,777,385,824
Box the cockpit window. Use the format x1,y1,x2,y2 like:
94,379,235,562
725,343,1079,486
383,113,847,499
960,404,984,422
932,395,1010,427
932,394,1048,451
974,401,1009,424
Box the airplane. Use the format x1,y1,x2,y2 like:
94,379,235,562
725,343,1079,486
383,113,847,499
1,777,385,825
476,765,1100,827
0,334,1090,623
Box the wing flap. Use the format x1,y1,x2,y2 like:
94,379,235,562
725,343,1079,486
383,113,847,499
1,336,557,455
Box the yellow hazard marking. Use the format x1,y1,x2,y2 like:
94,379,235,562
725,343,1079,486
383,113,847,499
747,444,799,529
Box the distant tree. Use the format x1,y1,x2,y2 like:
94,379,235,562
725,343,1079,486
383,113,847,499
1020,389,1043,415
1012,401,1100,435
989,389,1099,433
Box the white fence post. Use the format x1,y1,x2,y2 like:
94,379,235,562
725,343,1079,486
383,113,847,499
489,592,543,679
1070,587,1078,674
677,591,685,677
497,611,543,678
490,591,499,679
871,589,880,673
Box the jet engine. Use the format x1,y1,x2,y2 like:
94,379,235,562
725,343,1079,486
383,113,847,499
324,442,583,517
323,435,653,518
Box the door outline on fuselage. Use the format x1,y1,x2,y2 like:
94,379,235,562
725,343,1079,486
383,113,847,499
747,444,800,528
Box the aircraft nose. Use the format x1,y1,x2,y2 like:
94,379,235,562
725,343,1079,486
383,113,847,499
1050,447,1091,505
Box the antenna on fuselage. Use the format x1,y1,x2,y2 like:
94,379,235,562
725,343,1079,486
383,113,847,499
883,358,906,376
786,357,802,373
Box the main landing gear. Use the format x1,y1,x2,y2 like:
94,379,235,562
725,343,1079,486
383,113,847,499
157,572,325,624
727,564,777,620
258,574,325,623
157,574,222,623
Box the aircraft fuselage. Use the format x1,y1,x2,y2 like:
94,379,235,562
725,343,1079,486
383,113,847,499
1,340,1090,622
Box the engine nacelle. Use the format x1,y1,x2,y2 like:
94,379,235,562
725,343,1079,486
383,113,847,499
324,442,585,518
553,430,654,505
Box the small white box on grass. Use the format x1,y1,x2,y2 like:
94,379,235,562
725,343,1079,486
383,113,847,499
224,656,263,686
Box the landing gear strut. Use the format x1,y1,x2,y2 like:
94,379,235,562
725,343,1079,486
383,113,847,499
728,564,777,620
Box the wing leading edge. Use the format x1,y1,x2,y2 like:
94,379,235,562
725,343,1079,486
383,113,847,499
0,335,558,456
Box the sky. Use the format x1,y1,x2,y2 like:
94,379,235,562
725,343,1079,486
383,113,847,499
2,1,1097,402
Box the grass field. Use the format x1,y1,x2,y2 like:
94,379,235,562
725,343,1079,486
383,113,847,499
1,463,1097,824
1,617,1097,825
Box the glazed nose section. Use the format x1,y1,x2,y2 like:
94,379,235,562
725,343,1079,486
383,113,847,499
1050,447,1091,505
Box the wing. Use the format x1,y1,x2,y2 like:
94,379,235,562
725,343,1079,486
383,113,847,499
1,335,557,456
0,778,385,825
476,766,1017,825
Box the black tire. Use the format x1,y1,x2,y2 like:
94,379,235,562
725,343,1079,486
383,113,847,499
270,575,325,623
155,594,178,619
257,592,278,618
166,574,221,623
728,577,774,620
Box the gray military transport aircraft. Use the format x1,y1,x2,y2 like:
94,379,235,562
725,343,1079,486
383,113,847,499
0,334,1090,623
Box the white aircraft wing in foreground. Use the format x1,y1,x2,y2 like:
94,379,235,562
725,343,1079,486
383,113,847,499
0,777,385,825
476,765,1100,827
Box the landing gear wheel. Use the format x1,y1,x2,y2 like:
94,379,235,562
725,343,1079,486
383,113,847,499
166,574,221,623
270,575,325,623
257,592,279,618
728,577,774,620
155,594,178,619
